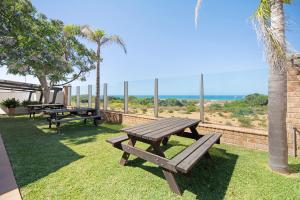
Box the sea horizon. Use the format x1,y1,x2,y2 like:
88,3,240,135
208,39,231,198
92,95,245,101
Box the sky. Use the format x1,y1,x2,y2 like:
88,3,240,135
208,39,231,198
1,0,300,95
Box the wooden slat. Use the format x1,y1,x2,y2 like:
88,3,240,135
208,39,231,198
53,115,101,123
176,134,221,173
106,135,129,145
121,143,177,173
142,118,194,139
128,118,187,137
143,119,200,141
168,134,213,166
122,117,175,132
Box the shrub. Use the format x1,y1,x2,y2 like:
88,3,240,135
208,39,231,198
208,103,222,112
218,112,224,117
21,100,39,106
225,121,232,126
238,117,252,128
186,105,197,113
159,98,184,107
141,108,147,114
81,99,88,103
168,110,174,113
1,98,20,108
244,93,268,106
232,107,254,117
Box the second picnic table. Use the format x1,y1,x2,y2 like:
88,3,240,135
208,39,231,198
107,117,221,195
44,107,101,133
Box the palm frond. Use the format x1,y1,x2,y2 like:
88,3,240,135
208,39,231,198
81,25,96,42
101,35,127,54
194,0,203,28
252,0,287,73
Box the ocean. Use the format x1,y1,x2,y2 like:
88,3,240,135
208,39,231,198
110,95,244,101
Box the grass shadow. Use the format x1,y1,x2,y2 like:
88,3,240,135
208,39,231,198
0,116,120,187
127,145,237,199
289,163,300,174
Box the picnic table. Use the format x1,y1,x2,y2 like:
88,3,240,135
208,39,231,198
44,107,101,133
107,117,221,195
27,103,64,118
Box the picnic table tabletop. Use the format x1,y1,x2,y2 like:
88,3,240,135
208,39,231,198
27,103,64,107
121,117,200,142
44,107,96,114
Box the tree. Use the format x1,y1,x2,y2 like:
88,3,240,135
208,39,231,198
81,26,127,112
195,0,293,173
0,0,96,103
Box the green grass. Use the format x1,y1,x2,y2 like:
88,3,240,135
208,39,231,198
0,116,299,199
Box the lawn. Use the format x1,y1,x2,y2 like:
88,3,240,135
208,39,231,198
0,116,299,200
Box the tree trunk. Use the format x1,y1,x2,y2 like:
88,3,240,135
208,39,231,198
268,0,288,173
95,43,101,114
38,75,50,104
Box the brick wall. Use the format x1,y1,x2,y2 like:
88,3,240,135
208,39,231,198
287,66,300,155
121,113,299,155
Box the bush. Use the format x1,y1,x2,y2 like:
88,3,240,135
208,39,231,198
141,108,147,114
208,103,222,112
159,98,184,107
238,117,252,128
21,100,39,106
244,93,268,106
232,107,254,117
1,98,20,108
81,99,88,103
186,105,197,113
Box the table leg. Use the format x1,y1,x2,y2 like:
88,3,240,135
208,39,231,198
190,125,211,159
119,138,136,166
151,142,181,195
189,125,201,140
162,136,169,146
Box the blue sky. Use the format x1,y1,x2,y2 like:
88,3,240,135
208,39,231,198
1,0,299,95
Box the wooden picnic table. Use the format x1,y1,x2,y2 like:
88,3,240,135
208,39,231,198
107,117,221,195
44,107,100,133
27,103,64,118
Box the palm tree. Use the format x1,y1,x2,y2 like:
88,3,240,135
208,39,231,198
195,0,292,173
81,26,127,113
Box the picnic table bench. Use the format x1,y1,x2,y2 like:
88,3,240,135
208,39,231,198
106,117,221,195
27,103,64,118
44,108,101,133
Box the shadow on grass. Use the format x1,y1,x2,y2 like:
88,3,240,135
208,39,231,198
0,116,120,187
127,145,238,200
289,163,300,174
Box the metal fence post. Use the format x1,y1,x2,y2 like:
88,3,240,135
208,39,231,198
103,83,108,111
200,74,204,122
154,78,158,118
76,86,80,108
88,85,92,108
124,81,128,114
67,85,72,106
293,127,298,157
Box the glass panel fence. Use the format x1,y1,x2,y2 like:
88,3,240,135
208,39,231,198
204,68,268,130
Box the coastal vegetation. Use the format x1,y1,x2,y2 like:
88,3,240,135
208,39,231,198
71,93,268,129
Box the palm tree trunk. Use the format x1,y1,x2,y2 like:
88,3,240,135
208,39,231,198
95,43,101,114
268,0,288,173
